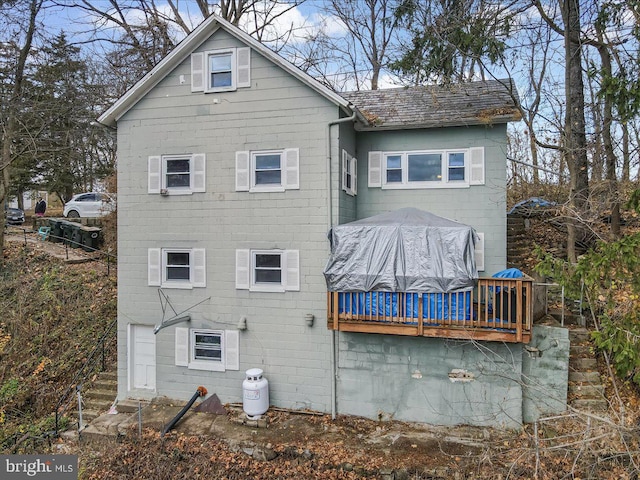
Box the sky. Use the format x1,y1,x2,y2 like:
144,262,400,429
35,0,399,90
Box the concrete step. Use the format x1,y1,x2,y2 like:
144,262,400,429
99,371,117,381
569,371,602,383
85,397,114,412
571,357,598,370
79,409,102,423
85,389,117,402
569,384,605,397
571,398,609,411
115,399,149,413
92,378,117,391
570,346,595,359
568,328,591,344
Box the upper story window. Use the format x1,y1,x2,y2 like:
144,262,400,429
235,249,300,293
209,50,234,90
235,149,299,193
368,147,485,189
148,154,206,195
384,150,468,187
148,248,206,289
342,150,357,196
254,152,283,188
191,47,251,93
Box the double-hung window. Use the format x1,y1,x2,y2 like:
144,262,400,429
342,150,357,196
253,152,283,188
235,249,300,292
368,147,485,189
235,149,299,192
191,47,251,93
148,154,206,195
175,328,239,372
148,248,206,289
209,50,234,90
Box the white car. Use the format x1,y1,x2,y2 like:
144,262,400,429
63,192,116,218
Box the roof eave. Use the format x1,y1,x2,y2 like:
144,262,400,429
354,112,522,131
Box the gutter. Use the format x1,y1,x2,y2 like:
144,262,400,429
326,108,357,420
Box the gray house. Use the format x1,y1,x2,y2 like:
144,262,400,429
99,15,568,428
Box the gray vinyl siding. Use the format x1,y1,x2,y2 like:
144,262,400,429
354,125,508,276
116,29,339,409
337,121,358,225
115,26,520,426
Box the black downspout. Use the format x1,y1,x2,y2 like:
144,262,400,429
161,386,207,437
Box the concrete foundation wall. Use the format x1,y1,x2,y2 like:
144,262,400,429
336,333,524,428
522,325,570,422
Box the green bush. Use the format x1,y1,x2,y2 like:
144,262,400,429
536,232,640,385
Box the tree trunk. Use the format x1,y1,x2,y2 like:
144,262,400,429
622,122,630,182
0,0,42,254
595,34,620,238
562,0,590,262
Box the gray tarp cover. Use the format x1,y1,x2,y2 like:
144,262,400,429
324,208,479,293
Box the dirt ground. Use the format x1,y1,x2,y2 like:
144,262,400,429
70,401,511,479
68,400,640,479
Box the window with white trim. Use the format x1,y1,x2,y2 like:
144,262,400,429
148,154,206,195
209,50,234,90
191,47,251,93
368,147,485,189
236,249,300,292
342,150,357,196
175,328,239,372
235,149,299,192
148,248,206,289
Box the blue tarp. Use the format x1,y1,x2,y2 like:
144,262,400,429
492,268,524,279
338,291,471,321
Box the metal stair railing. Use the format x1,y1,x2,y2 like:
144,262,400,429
54,317,117,435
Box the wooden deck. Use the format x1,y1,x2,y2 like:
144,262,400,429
327,277,533,343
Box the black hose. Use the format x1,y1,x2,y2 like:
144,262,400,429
161,386,207,437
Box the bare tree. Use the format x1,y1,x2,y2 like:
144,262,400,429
63,0,306,75
285,0,402,91
0,0,44,253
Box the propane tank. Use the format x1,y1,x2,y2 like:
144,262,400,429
242,368,269,418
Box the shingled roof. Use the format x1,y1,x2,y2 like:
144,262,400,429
342,79,521,130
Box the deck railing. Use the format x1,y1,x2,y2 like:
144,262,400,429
327,277,533,343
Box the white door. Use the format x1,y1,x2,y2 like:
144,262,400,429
129,325,156,391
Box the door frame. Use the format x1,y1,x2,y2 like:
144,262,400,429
127,324,156,394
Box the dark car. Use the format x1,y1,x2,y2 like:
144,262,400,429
5,207,25,225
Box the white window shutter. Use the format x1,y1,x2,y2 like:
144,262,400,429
368,151,382,187
225,330,240,370
148,248,161,286
341,150,348,192
192,248,206,287
469,147,485,185
283,148,300,190
235,151,250,191
175,327,189,366
191,52,204,92
235,249,250,289
474,232,485,272
192,153,206,192
352,157,358,195
284,250,300,291
148,156,161,194
236,47,251,88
